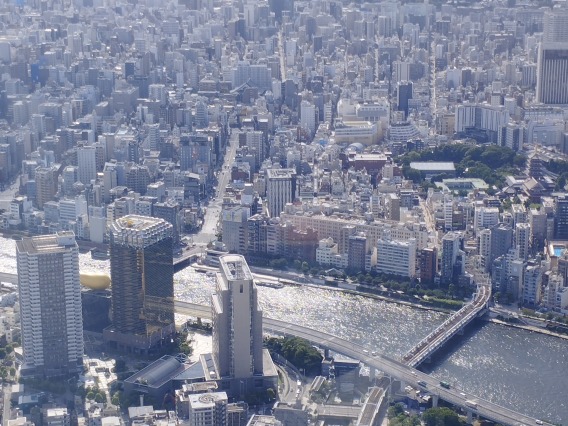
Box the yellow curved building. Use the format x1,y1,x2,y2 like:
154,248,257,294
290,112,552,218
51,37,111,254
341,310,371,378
80,272,111,290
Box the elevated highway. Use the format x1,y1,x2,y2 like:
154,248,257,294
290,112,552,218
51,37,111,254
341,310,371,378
173,300,544,426
0,271,547,424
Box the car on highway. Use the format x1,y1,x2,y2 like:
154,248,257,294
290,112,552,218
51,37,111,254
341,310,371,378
417,380,427,388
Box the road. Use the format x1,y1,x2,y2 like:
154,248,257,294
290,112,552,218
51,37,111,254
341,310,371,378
173,300,549,426
192,131,239,246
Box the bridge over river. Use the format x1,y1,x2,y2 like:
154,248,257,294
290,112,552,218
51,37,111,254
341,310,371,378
173,299,544,426
0,271,547,425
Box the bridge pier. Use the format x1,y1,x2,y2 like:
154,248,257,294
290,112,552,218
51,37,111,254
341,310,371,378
466,410,473,424
324,348,330,359
432,394,439,408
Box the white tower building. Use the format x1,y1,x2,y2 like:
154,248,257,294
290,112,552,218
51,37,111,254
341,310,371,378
77,145,97,185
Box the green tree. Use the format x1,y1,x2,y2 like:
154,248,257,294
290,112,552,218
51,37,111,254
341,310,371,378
86,391,95,400
422,407,462,426
266,388,276,401
388,403,405,418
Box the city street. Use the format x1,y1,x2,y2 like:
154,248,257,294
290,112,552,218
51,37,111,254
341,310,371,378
192,131,239,246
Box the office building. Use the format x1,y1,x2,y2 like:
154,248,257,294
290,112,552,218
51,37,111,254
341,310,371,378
536,43,568,104
523,262,542,306
16,232,83,377
376,238,416,278
419,246,437,284
77,145,97,185
212,255,263,379
490,224,514,265
515,223,531,261
35,166,58,209
222,206,250,254
187,392,228,426
210,255,277,397
441,232,462,285
266,169,296,218
543,9,568,43
300,100,317,137
474,206,500,233
478,228,492,271
104,215,174,353
554,195,568,239
347,233,368,272
397,81,413,118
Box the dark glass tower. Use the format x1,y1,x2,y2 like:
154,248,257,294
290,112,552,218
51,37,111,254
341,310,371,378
104,215,174,353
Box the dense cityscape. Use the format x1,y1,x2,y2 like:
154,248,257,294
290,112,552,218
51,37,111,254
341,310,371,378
0,0,568,424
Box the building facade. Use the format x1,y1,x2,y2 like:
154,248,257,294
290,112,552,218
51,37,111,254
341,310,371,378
266,169,296,218
104,215,174,353
16,232,84,377
212,255,263,380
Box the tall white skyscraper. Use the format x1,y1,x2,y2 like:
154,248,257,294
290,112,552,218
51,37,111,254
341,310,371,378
16,232,84,377
202,256,277,398
77,145,97,184
212,255,264,378
300,100,317,136
266,168,296,218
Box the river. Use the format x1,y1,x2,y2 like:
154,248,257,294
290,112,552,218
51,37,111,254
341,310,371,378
2,237,567,424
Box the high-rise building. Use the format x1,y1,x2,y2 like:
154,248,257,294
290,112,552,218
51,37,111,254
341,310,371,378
490,224,513,265
536,43,568,104
474,206,500,233
478,228,492,271
397,81,413,118
300,100,317,137
554,195,568,239
420,246,437,284
211,255,277,396
523,262,542,306
222,206,250,254
441,232,462,285
35,166,58,209
376,238,416,278
16,232,83,377
77,145,97,185
187,392,228,426
515,223,531,261
212,255,263,379
543,9,568,43
245,131,264,172
266,169,296,218
104,215,174,353
347,233,368,272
